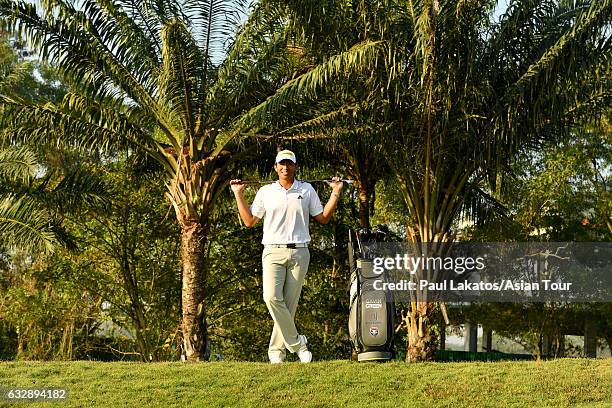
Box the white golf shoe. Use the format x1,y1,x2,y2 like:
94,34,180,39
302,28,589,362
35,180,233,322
297,334,312,363
269,355,284,364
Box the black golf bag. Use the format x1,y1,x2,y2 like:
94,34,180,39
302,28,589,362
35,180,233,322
348,226,394,362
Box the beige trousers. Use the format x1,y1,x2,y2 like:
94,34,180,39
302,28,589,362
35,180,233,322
262,247,310,360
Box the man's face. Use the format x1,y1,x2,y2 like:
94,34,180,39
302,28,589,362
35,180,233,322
274,159,297,181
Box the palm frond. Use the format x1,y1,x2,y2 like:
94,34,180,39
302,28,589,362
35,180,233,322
202,3,298,154
181,0,247,59
159,18,205,144
214,39,386,156
274,99,389,138
459,184,510,228
89,0,162,65
0,94,178,175
0,59,32,95
0,145,37,182
483,0,611,169
509,0,610,97
43,167,109,214
0,0,182,137
0,193,58,253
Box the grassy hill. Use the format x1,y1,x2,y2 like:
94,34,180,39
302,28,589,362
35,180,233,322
0,359,610,407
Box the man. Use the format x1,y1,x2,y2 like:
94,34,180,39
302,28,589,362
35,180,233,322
230,150,343,363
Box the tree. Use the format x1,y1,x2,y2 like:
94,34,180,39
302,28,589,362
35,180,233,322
61,162,182,361
308,134,389,229
0,248,105,360
463,117,611,360
239,0,611,361
0,0,309,361
0,146,59,252
0,32,87,253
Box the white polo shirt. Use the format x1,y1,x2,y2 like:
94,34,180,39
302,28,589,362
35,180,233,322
250,180,324,245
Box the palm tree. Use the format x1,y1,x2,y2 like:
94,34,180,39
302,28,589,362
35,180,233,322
0,145,108,253
0,0,301,360
0,39,105,254
237,0,611,361
0,146,59,252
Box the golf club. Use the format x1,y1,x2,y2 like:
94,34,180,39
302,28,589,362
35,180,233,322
231,179,355,186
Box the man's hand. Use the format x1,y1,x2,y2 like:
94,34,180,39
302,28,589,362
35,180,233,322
230,179,260,227
327,176,344,195
230,179,246,195
315,177,343,225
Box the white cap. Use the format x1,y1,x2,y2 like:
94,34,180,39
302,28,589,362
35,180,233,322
275,150,297,164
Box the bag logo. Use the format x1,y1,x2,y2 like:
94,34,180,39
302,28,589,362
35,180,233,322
370,326,379,336
365,299,383,309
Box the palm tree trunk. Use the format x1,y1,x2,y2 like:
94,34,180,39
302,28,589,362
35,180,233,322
358,186,371,229
405,235,440,362
403,234,449,362
405,301,438,362
180,221,209,361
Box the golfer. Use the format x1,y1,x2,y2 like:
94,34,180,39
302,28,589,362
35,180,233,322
230,150,343,363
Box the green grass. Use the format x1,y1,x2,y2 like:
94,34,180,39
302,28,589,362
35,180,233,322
0,359,610,407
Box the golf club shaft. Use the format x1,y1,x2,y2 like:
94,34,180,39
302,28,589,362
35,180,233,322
237,179,355,185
